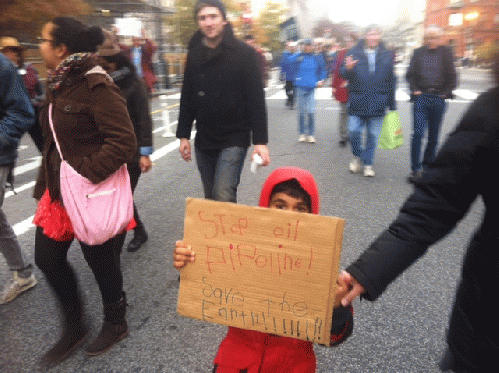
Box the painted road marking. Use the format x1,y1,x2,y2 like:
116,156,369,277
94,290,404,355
266,87,481,102
13,156,42,176
11,133,196,237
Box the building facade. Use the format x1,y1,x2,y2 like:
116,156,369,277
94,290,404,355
385,15,425,61
425,0,499,58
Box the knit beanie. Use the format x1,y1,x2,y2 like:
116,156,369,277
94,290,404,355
194,0,227,20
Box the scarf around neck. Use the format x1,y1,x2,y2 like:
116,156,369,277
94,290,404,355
47,52,96,93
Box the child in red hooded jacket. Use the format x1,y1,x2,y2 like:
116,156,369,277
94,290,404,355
174,167,353,373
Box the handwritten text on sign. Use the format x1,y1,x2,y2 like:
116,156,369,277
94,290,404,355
177,198,344,345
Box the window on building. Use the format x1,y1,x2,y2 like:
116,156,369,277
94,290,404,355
449,13,463,26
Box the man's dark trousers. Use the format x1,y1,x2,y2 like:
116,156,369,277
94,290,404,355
195,146,248,203
411,93,446,172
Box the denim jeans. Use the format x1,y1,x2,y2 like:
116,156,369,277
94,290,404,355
296,87,315,136
0,165,32,277
411,94,447,171
348,115,384,166
195,146,248,203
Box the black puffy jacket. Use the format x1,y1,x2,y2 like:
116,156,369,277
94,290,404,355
347,87,499,372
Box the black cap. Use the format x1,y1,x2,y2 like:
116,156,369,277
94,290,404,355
195,0,227,20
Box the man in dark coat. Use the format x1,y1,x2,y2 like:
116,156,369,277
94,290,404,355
176,0,270,203
338,55,499,373
406,25,457,183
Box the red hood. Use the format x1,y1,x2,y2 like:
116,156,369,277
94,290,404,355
259,167,319,214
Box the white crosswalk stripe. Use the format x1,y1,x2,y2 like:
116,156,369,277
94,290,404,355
453,89,479,101
266,87,480,102
10,134,194,238
162,84,284,100
13,156,42,176
160,84,480,103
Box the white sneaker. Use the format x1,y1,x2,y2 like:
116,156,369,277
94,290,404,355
363,165,376,177
307,136,316,143
0,272,37,305
349,157,362,173
298,134,307,142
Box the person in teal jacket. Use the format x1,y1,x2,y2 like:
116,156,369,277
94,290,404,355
289,39,327,143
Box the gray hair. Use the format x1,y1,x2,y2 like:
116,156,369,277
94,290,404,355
364,24,382,36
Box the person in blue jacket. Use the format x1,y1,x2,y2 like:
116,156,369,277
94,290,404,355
340,25,396,177
0,53,37,305
289,39,327,143
279,41,298,109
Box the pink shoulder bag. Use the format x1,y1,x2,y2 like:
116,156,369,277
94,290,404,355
48,103,134,245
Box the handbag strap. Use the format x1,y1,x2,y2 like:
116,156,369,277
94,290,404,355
47,103,64,161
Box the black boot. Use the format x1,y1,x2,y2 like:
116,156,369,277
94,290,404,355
85,292,128,356
41,295,89,367
126,223,148,252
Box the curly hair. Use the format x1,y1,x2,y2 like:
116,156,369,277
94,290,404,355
51,17,104,54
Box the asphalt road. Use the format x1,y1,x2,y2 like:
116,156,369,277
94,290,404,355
0,66,494,373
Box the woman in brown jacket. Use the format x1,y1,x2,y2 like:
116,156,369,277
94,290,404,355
34,17,137,366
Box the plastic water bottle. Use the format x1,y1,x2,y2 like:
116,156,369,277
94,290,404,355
250,154,263,173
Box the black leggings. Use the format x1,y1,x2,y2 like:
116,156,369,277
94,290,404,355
34,227,127,312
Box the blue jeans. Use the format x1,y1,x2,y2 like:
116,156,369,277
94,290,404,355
0,165,32,277
296,87,315,135
348,115,384,166
195,146,248,203
411,94,447,171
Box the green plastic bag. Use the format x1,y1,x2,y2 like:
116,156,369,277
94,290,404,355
378,111,403,149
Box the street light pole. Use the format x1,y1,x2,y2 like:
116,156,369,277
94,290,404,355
154,0,169,90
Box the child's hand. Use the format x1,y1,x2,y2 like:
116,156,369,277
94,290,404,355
333,275,350,308
173,240,195,269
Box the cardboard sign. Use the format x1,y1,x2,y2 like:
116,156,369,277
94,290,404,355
114,18,142,37
279,17,300,41
177,198,344,346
